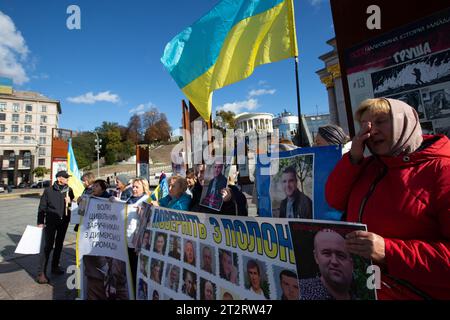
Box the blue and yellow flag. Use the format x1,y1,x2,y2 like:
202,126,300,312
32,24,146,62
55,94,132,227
67,139,85,199
149,176,169,202
0,77,13,95
161,0,298,121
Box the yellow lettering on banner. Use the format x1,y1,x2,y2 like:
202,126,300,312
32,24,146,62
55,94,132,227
263,238,277,259
198,223,207,240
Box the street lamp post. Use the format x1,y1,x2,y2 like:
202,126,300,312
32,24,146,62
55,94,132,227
94,132,102,178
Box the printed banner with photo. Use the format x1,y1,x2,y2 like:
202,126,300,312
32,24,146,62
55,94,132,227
77,197,134,300
289,220,376,300
199,163,231,211
137,206,302,300
137,207,373,300
345,7,450,136
255,145,344,221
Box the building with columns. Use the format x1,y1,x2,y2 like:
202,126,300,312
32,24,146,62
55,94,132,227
316,38,349,135
272,110,298,141
235,112,274,135
0,90,61,186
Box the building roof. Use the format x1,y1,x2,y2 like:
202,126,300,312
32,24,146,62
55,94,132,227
0,90,61,114
235,112,274,121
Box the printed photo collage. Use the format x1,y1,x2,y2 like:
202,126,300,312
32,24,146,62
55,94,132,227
136,223,300,300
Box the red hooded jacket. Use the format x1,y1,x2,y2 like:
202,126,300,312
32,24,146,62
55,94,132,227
325,135,450,300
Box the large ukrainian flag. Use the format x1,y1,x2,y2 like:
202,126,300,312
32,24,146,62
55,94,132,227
0,77,13,94
67,139,85,199
161,0,298,121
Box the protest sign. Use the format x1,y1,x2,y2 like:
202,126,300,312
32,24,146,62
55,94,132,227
255,145,343,220
15,225,43,255
70,202,80,225
199,163,229,211
289,220,377,300
77,197,134,300
136,207,376,300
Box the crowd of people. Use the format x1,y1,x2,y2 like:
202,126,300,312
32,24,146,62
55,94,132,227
34,97,449,300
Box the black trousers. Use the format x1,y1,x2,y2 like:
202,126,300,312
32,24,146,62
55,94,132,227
38,218,69,275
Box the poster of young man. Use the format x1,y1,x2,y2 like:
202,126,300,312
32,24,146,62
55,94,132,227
255,145,343,220
199,162,229,211
77,197,134,300
289,220,377,300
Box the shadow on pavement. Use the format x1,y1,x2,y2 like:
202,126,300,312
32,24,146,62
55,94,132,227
0,233,78,300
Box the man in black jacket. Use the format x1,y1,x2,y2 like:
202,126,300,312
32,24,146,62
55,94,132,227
36,171,74,284
279,166,312,219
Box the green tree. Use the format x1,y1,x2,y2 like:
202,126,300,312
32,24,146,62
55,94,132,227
215,110,236,129
104,127,122,165
72,132,96,169
32,167,50,178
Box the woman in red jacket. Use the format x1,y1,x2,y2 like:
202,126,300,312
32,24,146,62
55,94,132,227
325,98,450,300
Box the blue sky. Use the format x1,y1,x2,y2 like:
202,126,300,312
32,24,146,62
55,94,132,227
0,0,335,132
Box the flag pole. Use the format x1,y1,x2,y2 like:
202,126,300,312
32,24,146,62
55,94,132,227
294,56,303,147
287,0,303,147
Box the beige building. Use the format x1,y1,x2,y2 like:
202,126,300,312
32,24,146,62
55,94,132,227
316,38,349,135
235,112,274,135
0,90,61,185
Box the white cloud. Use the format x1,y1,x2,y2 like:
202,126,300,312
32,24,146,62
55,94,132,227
258,80,268,86
216,98,259,114
129,102,157,115
248,88,276,97
0,11,29,84
67,91,120,104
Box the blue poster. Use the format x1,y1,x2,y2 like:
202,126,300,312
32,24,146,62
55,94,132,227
255,145,343,221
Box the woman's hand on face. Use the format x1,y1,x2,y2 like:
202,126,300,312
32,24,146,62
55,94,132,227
345,231,386,265
350,121,371,164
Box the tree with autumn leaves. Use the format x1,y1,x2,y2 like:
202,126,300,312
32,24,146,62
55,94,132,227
72,108,171,168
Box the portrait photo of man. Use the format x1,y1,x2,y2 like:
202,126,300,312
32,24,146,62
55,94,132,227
279,269,299,300
168,235,181,260
83,256,129,300
290,222,376,301
165,264,180,292
181,269,197,299
150,259,164,285
200,163,228,211
139,254,149,278
141,230,151,251
200,244,215,275
219,249,238,285
298,229,355,300
244,258,269,299
153,232,167,255
183,239,196,267
279,166,312,219
200,278,216,300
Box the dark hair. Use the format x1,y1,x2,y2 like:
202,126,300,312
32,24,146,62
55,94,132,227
279,269,297,281
246,259,260,275
186,168,196,179
282,166,297,180
93,179,107,191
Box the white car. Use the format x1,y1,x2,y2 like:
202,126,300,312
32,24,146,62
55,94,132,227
0,185,4,193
